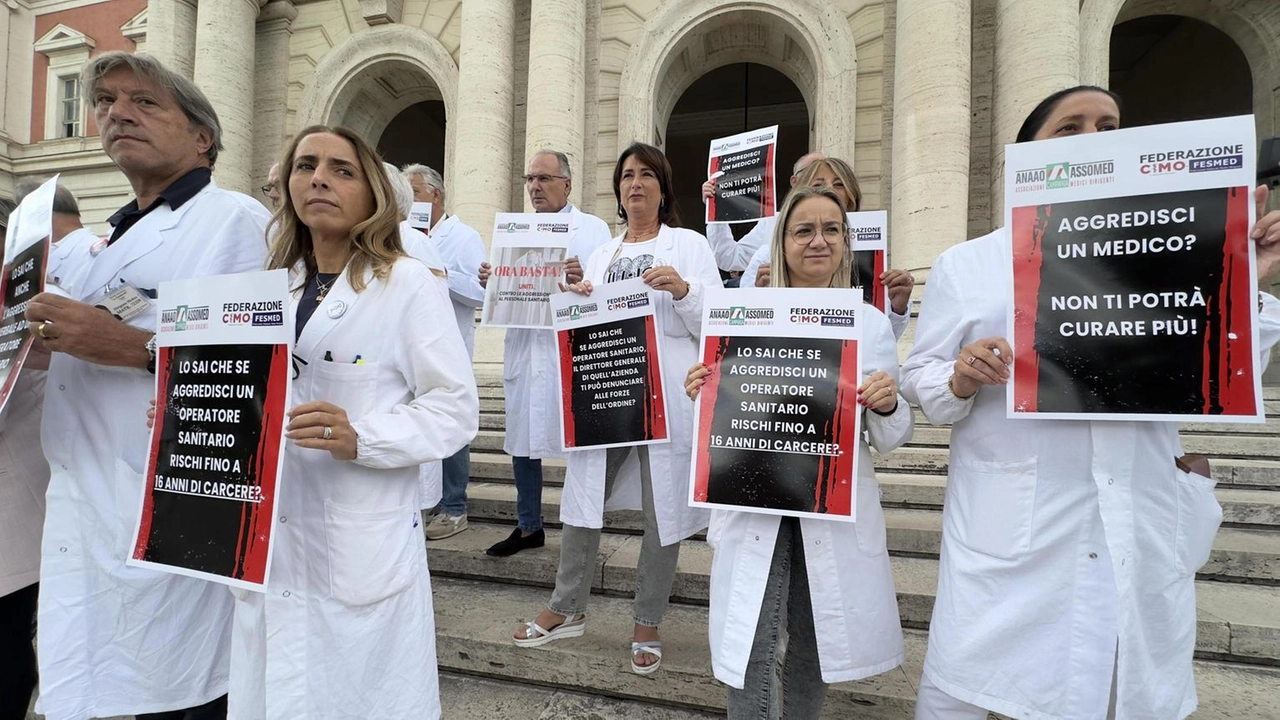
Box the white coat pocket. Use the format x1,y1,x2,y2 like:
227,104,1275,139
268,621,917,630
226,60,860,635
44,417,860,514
950,457,1038,560
311,360,378,420
1174,469,1222,577
324,500,418,606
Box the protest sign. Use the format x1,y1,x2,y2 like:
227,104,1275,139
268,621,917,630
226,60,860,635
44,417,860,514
408,202,433,231
0,176,57,414
849,210,889,312
482,213,572,328
690,288,862,521
552,277,668,450
706,125,779,225
130,269,292,590
1005,114,1261,422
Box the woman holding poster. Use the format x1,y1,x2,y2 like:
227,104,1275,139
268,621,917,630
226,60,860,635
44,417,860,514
513,142,721,674
230,126,478,717
903,87,1280,720
685,186,912,718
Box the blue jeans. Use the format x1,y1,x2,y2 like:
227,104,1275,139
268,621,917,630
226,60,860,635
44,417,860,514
512,456,544,532
439,445,470,516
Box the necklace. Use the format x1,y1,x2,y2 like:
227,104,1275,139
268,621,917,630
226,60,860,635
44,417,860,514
314,273,338,303
625,228,658,243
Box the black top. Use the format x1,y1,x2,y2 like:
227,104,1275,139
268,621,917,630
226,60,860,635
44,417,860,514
295,272,340,341
107,167,213,245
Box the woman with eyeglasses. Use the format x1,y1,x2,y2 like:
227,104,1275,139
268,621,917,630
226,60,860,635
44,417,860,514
230,125,478,718
684,185,911,719
513,142,721,675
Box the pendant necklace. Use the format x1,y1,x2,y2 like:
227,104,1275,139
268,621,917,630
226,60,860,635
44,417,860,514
315,273,338,303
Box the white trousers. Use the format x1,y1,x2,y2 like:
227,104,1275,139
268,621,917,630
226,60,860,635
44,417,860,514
914,662,1118,720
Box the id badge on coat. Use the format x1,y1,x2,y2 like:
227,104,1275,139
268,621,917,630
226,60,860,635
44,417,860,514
90,283,153,322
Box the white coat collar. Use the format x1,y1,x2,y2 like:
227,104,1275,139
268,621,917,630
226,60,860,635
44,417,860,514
292,262,372,361
79,181,219,298
429,213,460,239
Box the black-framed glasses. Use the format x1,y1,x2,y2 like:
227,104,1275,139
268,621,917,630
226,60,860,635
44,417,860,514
522,174,568,186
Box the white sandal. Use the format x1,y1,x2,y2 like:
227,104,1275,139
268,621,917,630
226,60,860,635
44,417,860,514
513,614,585,648
631,640,663,675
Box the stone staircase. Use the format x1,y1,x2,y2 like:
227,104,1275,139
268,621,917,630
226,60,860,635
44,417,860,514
426,373,1280,718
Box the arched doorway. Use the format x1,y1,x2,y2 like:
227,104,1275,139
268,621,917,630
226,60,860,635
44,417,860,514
378,100,447,174
666,63,809,239
1109,15,1252,127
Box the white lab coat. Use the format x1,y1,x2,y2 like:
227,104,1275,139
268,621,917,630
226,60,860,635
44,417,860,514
429,214,487,358
503,204,614,459
227,258,478,719
38,181,269,719
560,224,721,544
900,228,1280,720
742,243,910,339
399,220,446,273
706,216,775,272
0,371,50,598
47,226,97,289
708,305,910,688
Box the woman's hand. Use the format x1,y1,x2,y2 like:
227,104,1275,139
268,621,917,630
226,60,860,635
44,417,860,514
754,263,771,287
701,178,717,205
146,398,157,429
559,279,594,296
565,256,584,285
858,371,899,414
882,269,915,315
685,362,710,401
952,337,1013,398
478,261,491,289
287,401,358,461
642,266,690,300
1253,185,1280,284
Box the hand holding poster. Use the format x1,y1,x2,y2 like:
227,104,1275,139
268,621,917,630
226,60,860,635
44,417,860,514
849,210,889,312
482,212,572,328
0,176,57,414
690,288,862,521
552,277,668,450
706,125,779,225
130,269,292,590
1005,114,1261,422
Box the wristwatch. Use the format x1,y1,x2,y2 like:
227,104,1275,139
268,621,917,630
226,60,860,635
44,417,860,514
145,335,158,374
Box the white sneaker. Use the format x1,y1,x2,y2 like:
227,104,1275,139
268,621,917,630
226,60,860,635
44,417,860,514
425,513,468,540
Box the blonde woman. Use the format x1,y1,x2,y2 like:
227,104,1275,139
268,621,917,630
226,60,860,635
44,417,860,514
686,186,912,718
231,125,478,718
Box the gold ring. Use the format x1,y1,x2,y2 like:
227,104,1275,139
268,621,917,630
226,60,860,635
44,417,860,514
965,356,976,365
36,322,49,339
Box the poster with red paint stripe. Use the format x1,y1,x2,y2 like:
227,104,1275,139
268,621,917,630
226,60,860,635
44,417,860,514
1005,114,1262,422
689,288,862,521
129,269,292,590
551,277,669,450
706,125,779,225
849,210,889,313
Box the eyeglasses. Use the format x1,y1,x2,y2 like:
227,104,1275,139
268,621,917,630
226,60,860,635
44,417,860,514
260,184,276,197
786,225,846,245
522,174,568,186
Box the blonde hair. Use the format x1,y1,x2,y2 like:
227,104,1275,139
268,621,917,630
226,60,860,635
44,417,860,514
794,157,862,212
769,186,852,289
266,125,404,293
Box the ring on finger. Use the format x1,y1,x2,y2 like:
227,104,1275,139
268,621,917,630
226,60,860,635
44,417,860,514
322,426,333,440
965,355,976,365
36,321,49,339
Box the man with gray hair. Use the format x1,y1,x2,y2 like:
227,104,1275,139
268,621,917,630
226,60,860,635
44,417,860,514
402,163,485,540
24,51,269,720
479,150,613,557
12,178,97,288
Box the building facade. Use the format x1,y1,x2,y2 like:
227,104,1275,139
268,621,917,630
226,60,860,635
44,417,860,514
1,0,1278,362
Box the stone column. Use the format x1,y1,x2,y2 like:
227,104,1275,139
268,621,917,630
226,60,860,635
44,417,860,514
989,0,1079,224
145,0,198,79
193,0,265,195
452,0,515,247
890,0,972,276
253,0,297,204
523,0,585,210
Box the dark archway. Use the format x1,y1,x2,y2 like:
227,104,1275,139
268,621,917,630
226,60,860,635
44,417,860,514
1110,15,1252,127
378,100,447,177
665,63,809,240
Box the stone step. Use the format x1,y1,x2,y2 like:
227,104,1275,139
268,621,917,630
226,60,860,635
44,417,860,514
454,482,1280,585
426,520,1280,665
467,446,1280,492
438,671,717,719
430,575,1280,718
